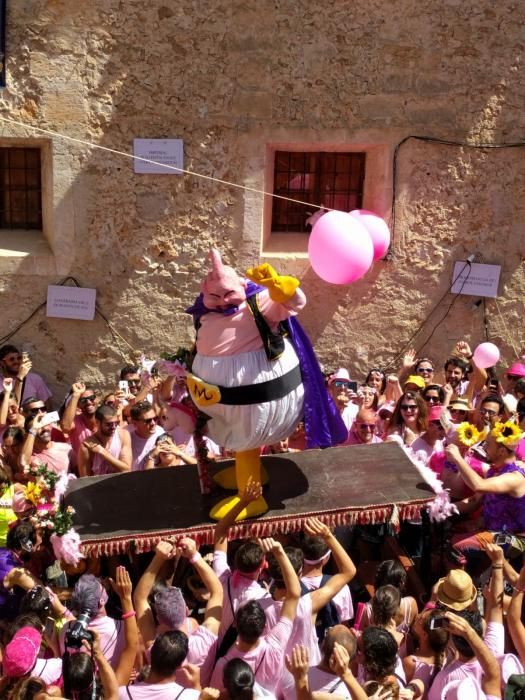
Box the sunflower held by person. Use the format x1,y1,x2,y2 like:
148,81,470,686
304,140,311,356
457,422,482,447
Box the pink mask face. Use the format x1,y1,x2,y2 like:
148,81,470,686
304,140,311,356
201,248,247,309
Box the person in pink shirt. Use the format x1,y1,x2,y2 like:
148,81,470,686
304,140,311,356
344,409,382,446
410,404,446,466
210,536,300,694
20,414,73,476
78,405,132,477
264,518,357,699
212,481,271,644
127,400,165,470
60,382,99,460
300,527,354,627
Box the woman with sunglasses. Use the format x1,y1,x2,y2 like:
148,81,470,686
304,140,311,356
422,385,444,406
386,392,428,447
413,358,435,387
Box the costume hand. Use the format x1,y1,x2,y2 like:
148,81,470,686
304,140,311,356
445,444,461,464
109,566,133,601
3,377,13,393
402,349,416,369
155,540,175,560
179,663,201,690
304,517,332,540
177,537,198,559
240,477,263,504
285,644,310,682
71,381,86,397
246,263,300,304
329,642,350,678
484,542,504,565
259,537,284,557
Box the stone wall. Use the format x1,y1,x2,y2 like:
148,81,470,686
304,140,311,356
0,0,523,399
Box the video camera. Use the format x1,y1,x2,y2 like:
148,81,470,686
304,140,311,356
65,609,94,649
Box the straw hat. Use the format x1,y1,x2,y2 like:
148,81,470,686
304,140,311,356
449,398,473,412
436,569,477,611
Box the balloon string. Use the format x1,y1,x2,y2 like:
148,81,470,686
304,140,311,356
0,114,333,212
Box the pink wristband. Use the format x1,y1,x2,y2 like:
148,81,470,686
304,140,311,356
121,610,136,620
190,552,202,564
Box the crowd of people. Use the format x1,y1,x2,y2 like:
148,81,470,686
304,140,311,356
0,337,524,699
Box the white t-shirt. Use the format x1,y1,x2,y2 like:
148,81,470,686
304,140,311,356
127,425,165,471
119,681,200,700
33,657,62,684
410,436,444,466
301,574,354,622
307,667,351,698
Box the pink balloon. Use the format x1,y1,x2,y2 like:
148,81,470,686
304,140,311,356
349,209,391,260
308,211,373,284
472,342,500,369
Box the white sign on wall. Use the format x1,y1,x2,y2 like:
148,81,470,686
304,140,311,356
451,261,501,298
46,286,96,321
133,139,184,175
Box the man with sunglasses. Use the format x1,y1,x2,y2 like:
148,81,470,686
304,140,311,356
21,396,68,444
128,400,165,470
78,405,132,477
20,413,73,476
327,368,359,432
60,382,99,460
0,344,53,409
344,409,382,445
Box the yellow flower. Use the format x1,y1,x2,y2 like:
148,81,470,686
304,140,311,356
457,422,482,448
23,482,42,507
491,420,523,447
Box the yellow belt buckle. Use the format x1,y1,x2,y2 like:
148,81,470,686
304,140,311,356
186,373,221,407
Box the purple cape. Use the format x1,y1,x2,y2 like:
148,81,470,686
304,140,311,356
186,283,346,449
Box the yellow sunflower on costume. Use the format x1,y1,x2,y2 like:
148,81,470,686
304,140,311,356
23,482,42,507
457,422,482,447
491,421,523,447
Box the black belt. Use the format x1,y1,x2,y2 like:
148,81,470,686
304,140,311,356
216,364,302,405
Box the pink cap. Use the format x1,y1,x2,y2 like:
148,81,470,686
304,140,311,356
428,404,444,421
3,627,42,677
328,368,351,384
506,362,525,378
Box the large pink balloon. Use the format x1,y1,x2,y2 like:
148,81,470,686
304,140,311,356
349,209,391,260
308,211,373,284
472,342,500,369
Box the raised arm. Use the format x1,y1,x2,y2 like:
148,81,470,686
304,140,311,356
484,543,504,625
445,612,501,699
178,537,223,636
133,540,175,648
213,479,263,553
60,382,85,433
260,538,300,621
111,566,139,686
304,518,356,615
508,563,525,664
0,379,13,425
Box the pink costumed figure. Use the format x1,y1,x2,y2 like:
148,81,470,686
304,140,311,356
184,249,346,520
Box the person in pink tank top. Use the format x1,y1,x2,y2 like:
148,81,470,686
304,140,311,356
78,405,132,477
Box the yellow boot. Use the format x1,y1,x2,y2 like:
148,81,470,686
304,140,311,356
209,448,269,521
213,463,269,490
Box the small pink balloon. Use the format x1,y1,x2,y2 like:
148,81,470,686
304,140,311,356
349,209,391,260
308,210,373,284
472,342,500,369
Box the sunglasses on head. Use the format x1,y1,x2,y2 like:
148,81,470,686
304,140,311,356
79,394,96,405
